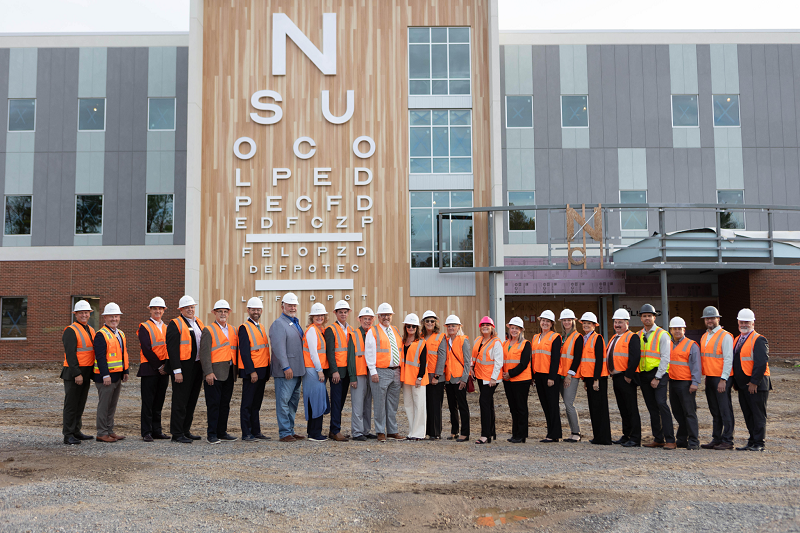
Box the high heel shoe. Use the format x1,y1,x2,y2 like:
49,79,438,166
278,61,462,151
475,437,491,444
456,435,469,442
447,434,457,440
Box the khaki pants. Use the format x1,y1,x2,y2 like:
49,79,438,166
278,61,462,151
96,380,122,437
403,384,427,439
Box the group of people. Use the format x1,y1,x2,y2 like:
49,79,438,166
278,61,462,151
60,295,771,451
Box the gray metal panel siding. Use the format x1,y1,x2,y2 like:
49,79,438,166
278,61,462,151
601,46,617,148
534,149,550,203
614,46,632,148
771,148,788,228
656,46,673,148
0,48,8,247
575,148,592,202
778,45,797,147
700,148,718,227
764,45,783,147
500,46,506,150
641,46,660,148
786,149,800,228
738,45,756,148
587,45,603,148
531,46,549,148
628,46,646,149
750,45,771,148
545,46,561,149
548,149,563,206
696,45,715,148
173,46,189,245
741,147,760,230
589,149,604,203
794,46,800,149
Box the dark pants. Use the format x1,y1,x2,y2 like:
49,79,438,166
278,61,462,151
585,377,612,444
534,374,562,440
738,388,768,447
640,371,674,443
445,382,470,437
204,370,235,438
612,373,641,444
170,360,203,439
670,379,699,447
241,375,268,437
503,379,531,439
425,378,445,438
328,374,349,435
705,376,735,444
307,402,324,439
477,381,497,439
62,368,93,437
140,373,169,436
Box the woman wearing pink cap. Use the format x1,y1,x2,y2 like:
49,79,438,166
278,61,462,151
471,316,504,444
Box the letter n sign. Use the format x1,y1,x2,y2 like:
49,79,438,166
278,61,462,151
566,204,604,269
272,13,337,75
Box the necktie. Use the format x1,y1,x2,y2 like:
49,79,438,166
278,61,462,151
387,326,399,366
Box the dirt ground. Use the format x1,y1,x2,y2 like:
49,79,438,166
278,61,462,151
1,361,799,532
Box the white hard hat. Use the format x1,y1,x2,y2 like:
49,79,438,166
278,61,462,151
669,317,687,328
178,295,197,308
507,317,524,328
539,310,556,322
559,309,576,320
580,312,598,324
309,303,327,315
421,310,438,320
246,297,264,309
403,313,420,326
445,314,461,325
73,300,93,313
737,308,756,321
358,307,375,317
377,303,394,315
148,297,166,308
334,300,351,311
213,299,231,310
282,292,299,305
612,308,631,320
102,302,122,316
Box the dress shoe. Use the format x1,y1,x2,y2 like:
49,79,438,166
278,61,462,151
540,438,558,443
220,433,238,441
700,440,720,449
171,436,192,443
366,434,377,439
352,435,367,441
293,434,306,440
241,435,256,442
713,442,734,450
208,436,221,444
747,445,765,452
75,432,94,441
509,437,525,443
736,444,754,451
387,433,404,440
142,433,154,442
308,435,328,442
644,441,665,448
456,436,470,442
152,432,170,440
687,444,700,450
96,435,116,443
622,440,641,447
254,434,272,441
109,433,125,441
612,437,628,445
279,435,297,442
64,435,81,445
328,431,349,442
186,433,201,441
377,433,387,442
564,434,581,443
663,442,677,450
676,441,688,449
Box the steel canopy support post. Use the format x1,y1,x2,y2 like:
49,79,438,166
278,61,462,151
488,212,496,322
660,269,669,330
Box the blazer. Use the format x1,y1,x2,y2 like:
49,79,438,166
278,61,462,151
198,324,234,382
269,314,307,379
732,333,772,391
166,315,200,373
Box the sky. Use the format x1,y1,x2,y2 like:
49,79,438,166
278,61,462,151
0,0,796,33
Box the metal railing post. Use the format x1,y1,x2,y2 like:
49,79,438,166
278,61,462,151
547,209,552,266
716,208,723,264
768,210,775,264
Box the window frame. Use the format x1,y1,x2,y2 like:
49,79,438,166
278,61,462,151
717,189,746,229
560,94,589,129
0,296,27,340
507,191,536,232
77,97,107,132
619,190,648,232
3,194,33,236
712,94,741,128
670,94,700,128
74,194,104,236
147,97,177,132
146,193,175,235
407,27,472,97
505,96,533,129
7,98,36,133
409,109,473,175
409,190,474,269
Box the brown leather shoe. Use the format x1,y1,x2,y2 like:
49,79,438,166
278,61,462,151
109,433,126,441
377,433,387,442
663,442,677,450
328,431,349,442
644,441,665,448
96,435,116,443
713,442,734,450
279,435,297,442
292,434,306,440
387,433,404,440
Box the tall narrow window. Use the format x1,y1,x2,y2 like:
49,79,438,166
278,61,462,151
148,98,176,131
147,194,174,234
508,191,535,231
409,110,471,174
718,190,745,229
75,195,103,234
4,195,32,235
408,27,471,96
410,191,473,268
620,191,648,230
78,98,106,131
1,297,27,339
8,99,36,131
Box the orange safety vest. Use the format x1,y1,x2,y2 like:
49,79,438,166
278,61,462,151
63,322,96,367
93,326,129,374
372,325,403,369
241,320,270,369
668,337,697,381
139,320,168,364
208,322,237,364
558,331,580,377
424,332,445,374
444,335,468,381
472,336,503,381
734,331,770,377
608,330,637,373
638,327,667,373
401,340,429,386
579,332,608,378
701,328,733,377
503,337,532,382
353,328,368,376
532,331,561,375
171,316,205,361
302,324,328,369
326,322,355,369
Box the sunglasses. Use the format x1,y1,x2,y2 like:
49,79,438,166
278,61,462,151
406,325,418,329
424,319,436,323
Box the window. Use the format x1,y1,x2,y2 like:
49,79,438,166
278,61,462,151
410,191,473,268
1,297,27,339
4,195,32,235
620,191,647,230
409,110,472,174
506,96,533,128
75,195,103,234
408,27,470,96
672,95,698,127
78,98,106,131
148,98,176,131
8,99,35,132
718,190,745,229
147,194,174,234
561,95,588,128
713,95,740,127
71,296,100,331
508,191,535,231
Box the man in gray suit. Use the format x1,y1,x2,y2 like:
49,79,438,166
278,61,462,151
199,299,238,444
269,292,307,442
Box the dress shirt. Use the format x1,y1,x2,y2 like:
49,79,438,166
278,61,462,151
187,317,202,361
607,335,621,374
704,325,734,379
642,324,671,379
337,321,349,341
365,324,398,376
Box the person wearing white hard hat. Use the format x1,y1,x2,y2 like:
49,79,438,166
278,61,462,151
347,307,376,441
239,297,272,442
731,309,771,452
324,300,355,442
502,316,533,443
268,292,307,442
137,297,171,442
667,317,701,450
578,312,611,445
199,299,239,444
364,302,404,441
166,295,205,443
92,303,130,443
699,306,735,451
472,316,503,444
443,315,471,442
558,309,584,443
301,303,331,442
420,310,446,440
61,299,97,445
637,304,676,449
532,311,564,443
401,313,429,440
607,308,642,448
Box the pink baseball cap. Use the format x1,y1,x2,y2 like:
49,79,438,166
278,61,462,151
479,316,495,327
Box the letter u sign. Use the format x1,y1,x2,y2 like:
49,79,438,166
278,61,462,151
272,13,337,76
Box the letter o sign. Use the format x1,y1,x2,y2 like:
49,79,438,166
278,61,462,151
352,136,375,159
233,137,257,160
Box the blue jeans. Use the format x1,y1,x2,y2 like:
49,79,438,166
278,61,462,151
274,376,302,438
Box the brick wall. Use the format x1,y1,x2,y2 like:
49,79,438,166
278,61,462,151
748,269,800,357
0,260,184,363
718,270,750,333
